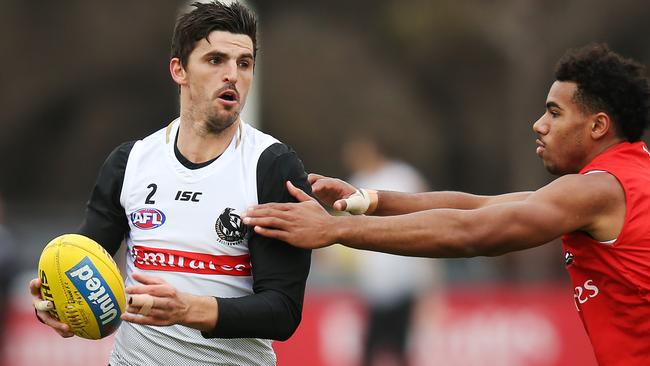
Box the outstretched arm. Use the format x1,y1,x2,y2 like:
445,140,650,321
244,172,623,257
308,173,531,216
370,190,533,216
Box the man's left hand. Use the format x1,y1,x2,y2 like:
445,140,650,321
242,181,338,249
122,273,217,331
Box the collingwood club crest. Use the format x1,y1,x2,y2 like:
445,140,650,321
215,208,248,246
564,251,574,266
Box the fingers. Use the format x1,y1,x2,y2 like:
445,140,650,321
242,206,294,221
121,311,170,326
35,308,73,337
34,300,53,311
121,312,153,325
307,173,324,185
340,190,368,215
244,202,294,213
126,274,178,302
41,315,71,335
32,302,73,337
30,279,55,315
333,199,347,212
129,294,154,308
54,325,74,338
131,272,166,286
309,178,328,194
121,291,191,327
30,278,74,337
55,329,74,337
29,278,42,296
252,226,289,242
124,293,170,323
126,284,176,299
286,181,314,202
340,189,376,215
308,176,357,209
129,294,155,315
243,216,291,230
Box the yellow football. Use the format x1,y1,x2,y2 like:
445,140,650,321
38,234,126,339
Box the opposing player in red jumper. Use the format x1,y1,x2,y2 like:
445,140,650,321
242,44,650,366
30,2,311,365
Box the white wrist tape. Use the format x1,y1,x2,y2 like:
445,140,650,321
344,189,378,215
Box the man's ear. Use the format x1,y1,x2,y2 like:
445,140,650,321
591,112,612,140
170,58,187,86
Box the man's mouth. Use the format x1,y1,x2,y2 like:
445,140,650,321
536,139,546,156
218,90,238,102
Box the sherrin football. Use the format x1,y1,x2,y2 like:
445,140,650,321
38,234,126,339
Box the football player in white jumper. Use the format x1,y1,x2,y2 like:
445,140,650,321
30,2,312,365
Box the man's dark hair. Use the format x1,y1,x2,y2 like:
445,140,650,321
555,43,650,141
171,1,257,68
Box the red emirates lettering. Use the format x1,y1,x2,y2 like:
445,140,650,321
130,245,251,276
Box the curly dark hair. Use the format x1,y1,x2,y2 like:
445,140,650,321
555,43,650,141
171,1,257,69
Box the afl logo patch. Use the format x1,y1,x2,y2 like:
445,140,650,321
130,208,166,230
215,208,247,246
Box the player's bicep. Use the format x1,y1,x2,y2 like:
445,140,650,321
471,175,607,254
480,191,533,208
481,200,572,254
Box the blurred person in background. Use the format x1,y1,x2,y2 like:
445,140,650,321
28,2,311,366
244,43,650,366
341,135,439,366
0,193,16,357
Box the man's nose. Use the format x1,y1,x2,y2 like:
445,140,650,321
533,114,547,135
222,60,238,83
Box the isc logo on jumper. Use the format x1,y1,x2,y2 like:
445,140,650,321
66,257,120,337
130,208,166,229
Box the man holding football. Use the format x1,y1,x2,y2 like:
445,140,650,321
30,2,311,365
242,44,650,365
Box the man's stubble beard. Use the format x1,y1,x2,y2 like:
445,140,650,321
204,81,242,134
186,82,242,135
187,98,240,135
205,109,239,134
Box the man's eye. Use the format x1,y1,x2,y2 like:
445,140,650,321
239,61,251,68
209,58,221,64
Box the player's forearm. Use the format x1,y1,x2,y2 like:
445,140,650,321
203,291,302,341
333,202,544,257
373,191,531,216
333,209,478,257
180,294,218,332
